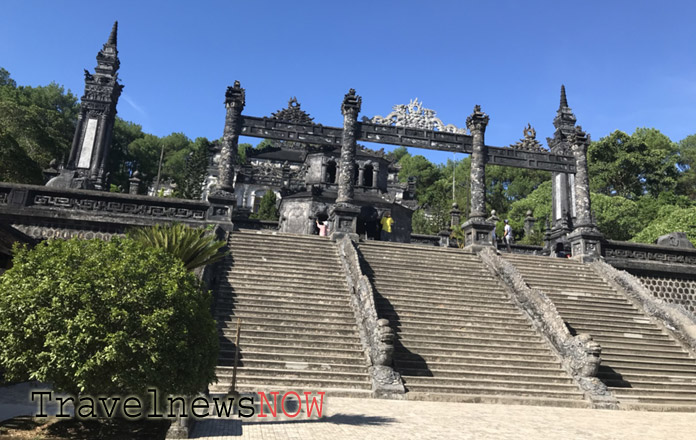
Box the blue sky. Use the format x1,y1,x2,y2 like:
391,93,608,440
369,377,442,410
2,1,695,164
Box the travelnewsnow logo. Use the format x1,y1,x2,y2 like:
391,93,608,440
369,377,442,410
31,389,326,419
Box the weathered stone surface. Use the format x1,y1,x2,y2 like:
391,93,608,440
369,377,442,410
657,232,695,249
591,259,696,355
337,89,361,204
465,105,489,220
218,80,246,193
336,237,405,397
477,247,616,408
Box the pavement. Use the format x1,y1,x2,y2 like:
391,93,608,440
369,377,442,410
189,396,696,440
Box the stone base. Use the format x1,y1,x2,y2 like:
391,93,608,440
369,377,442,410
461,217,495,252
329,202,360,241
568,227,604,263
371,366,406,399
207,189,236,221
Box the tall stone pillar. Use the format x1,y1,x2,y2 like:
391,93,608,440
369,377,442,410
336,89,360,203
460,105,494,250
218,81,245,193
330,89,362,240
372,166,379,188
208,81,245,223
546,85,578,251
567,126,603,261
357,165,365,188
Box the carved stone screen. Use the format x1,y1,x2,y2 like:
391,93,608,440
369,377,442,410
638,275,696,315
77,118,98,169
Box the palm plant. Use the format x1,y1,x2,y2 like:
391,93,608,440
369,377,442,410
128,223,227,271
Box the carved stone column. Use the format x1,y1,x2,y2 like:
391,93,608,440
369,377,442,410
460,105,494,250
336,89,361,204
320,160,327,184
217,81,245,193
567,126,603,261
357,164,365,188
329,89,362,241
128,171,141,195
209,81,245,222
372,166,379,188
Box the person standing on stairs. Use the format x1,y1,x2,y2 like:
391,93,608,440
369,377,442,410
316,219,329,237
503,219,513,253
380,212,394,242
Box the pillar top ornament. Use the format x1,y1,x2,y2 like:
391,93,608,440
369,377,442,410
509,123,545,152
466,105,490,133
225,80,246,109
569,125,590,151
341,88,362,115
365,98,466,134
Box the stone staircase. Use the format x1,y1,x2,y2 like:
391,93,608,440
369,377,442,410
210,230,372,397
357,241,588,407
503,253,696,411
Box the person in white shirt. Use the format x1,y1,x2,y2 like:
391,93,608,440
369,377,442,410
503,219,513,252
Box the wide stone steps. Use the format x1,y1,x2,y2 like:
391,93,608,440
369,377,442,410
358,241,585,406
214,231,371,396
503,253,696,411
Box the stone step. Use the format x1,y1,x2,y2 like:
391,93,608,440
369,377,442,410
545,295,641,308
599,366,696,380
394,349,557,363
217,315,358,330
220,336,363,351
394,344,558,359
218,368,369,383
217,311,356,326
228,269,346,281
402,382,583,399
215,375,372,390
218,350,365,365
553,304,647,317
402,375,579,391
604,377,696,389
396,329,547,344
601,352,696,365
379,305,528,321
218,320,358,336
599,344,691,357
390,319,536,333
226,278,348,291
369,275,501,291
216,304,355,318
557,311,662,326
559,320,667,334
394,357,563,370
611,387,696,398
361,260,493,277
375,294,518,310
396,335,549,350
397,364,571,378
220,328,361,343
224,343,365,357
371,284,508,299
599,357,696,372
382,312,532,327
229,234,335,249
209,383,371,398
227,257,340,270
216,286,351,298
217,360,367,374
217,293,351,308
376,298,524,316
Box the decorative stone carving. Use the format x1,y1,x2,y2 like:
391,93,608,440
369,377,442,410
477,247,617,408
657,232,695,249
336,237,405,397
465,105,489,220
271,97,315,125
366,98,466,134
509,124,545,152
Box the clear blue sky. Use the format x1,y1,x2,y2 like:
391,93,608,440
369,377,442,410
2,1,695,164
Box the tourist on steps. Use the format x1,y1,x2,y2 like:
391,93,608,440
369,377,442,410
316,219,329,237
380,212,394,242
503,219,513,253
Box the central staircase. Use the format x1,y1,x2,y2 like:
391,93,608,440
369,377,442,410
357,241,587,407
503,253,696,411
210,230,372,397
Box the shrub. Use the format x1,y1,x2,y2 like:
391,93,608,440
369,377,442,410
0,238,218,397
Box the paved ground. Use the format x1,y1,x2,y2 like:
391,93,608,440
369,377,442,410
190,396,696,440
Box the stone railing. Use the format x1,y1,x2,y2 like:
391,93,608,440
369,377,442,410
336,236,405,397
231,218,279,231
409,233,441,246
591,260,696,356
477,247,618,409
0,182,211,226
604,240,696,275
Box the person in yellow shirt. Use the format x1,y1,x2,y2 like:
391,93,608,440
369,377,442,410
380,212,394,242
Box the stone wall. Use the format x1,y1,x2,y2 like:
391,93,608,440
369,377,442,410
636,275,696,316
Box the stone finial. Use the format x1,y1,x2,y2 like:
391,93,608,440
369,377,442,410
341,88,362,115
560,84,568,109
225,80,246,109
466,105,490,132
509,123,544,152
128,170,141,195
569,125,590,150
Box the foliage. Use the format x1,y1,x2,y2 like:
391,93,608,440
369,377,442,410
631,206,696,246
588,128,679,199
0,238,218,396
0,69,79,184
507,180,552,244
676,134,696,200
128,223,227,271
106,118,146,190
250,191,280,221
176,138,210,199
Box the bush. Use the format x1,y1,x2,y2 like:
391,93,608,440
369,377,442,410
0,238,218,397
631,206,696,246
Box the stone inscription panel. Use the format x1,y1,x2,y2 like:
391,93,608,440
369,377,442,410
77,118,98,169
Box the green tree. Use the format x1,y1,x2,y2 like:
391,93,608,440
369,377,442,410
0,238,218,397
106,118,146,190
676,134,696,200
631,206,696,246
176,138,210,199
251,191,280,221
588,128,678,199
128,223,227,271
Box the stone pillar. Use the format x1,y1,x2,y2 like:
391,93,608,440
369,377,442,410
524,210,536,238
460,105,494,251
372,166,379,188
567,126,603,261
330,89,362,241
450,202,461,229
320,161,327,184
208,81,245,222
336,89,361,204
218,81,245,193
357,164,364,188
128,171,141,195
